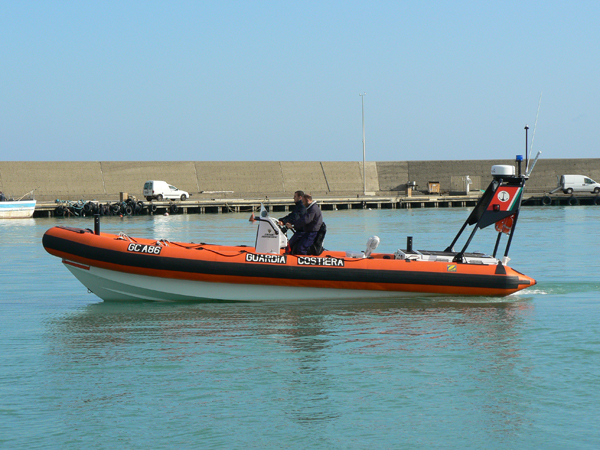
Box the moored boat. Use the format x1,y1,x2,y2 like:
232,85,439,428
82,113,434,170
0,200,36,219
42,154,540,302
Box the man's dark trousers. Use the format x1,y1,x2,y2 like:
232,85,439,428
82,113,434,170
288,231,318,255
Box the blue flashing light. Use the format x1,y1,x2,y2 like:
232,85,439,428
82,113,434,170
516,155,523,162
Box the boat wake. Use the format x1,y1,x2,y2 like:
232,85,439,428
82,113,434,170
513,282,600,297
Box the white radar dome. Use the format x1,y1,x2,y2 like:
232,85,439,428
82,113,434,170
491,165,515,176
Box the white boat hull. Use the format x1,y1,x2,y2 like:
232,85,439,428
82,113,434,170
63,259,416,302
0,200,36,219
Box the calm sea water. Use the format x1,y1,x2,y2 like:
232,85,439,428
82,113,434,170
1,206,599,449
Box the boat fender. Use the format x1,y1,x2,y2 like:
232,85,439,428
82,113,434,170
170,204,179,214
150,204,157,213
568,196,579,206
594,196,600,206
542,195,551,206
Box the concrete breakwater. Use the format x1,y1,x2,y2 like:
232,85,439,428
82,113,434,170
1,158,599,203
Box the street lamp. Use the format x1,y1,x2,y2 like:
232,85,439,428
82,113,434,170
360,92,366,195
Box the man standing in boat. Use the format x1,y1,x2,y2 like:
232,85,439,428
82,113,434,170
278,190,306,228
286,193,323,255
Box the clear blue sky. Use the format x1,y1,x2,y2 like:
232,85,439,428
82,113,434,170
1,1,598,161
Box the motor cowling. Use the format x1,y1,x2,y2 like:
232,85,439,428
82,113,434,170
364,236,380,257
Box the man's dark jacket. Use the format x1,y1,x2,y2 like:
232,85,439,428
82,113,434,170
279,200,306,225
292,202,323,232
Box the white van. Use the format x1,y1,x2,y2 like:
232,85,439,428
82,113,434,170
143,181,191,201
560,175,600,194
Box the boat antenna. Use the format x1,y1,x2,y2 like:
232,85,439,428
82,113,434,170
527,91,542,173
524,124,529,172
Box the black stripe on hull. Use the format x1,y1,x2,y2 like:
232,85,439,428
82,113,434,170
43,234,522,291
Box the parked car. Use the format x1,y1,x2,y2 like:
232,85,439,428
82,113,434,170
143,180,191,201
559,175,600,194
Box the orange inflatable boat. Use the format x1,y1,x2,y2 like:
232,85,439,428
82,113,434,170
43,157,539,301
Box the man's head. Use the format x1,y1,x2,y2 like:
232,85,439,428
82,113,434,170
302,193,313,207
293,190,304,202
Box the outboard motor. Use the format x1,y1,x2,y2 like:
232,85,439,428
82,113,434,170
364,236,380,257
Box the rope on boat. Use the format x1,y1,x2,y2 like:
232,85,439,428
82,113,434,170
193,247,250,258
165,242,209,249
185,248,381,262
322,254,373,263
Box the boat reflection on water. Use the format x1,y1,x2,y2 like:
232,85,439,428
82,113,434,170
45,297,534,434
47,297,534,355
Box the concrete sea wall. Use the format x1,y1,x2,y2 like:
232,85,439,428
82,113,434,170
1,159,599,202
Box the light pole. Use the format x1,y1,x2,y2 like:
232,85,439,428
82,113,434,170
360,92,366,195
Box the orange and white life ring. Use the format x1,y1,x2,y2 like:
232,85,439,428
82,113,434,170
495,215,514,234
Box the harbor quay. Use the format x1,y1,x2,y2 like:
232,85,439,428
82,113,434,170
33,194,480,218
1,158,599,217
29,191,600,218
